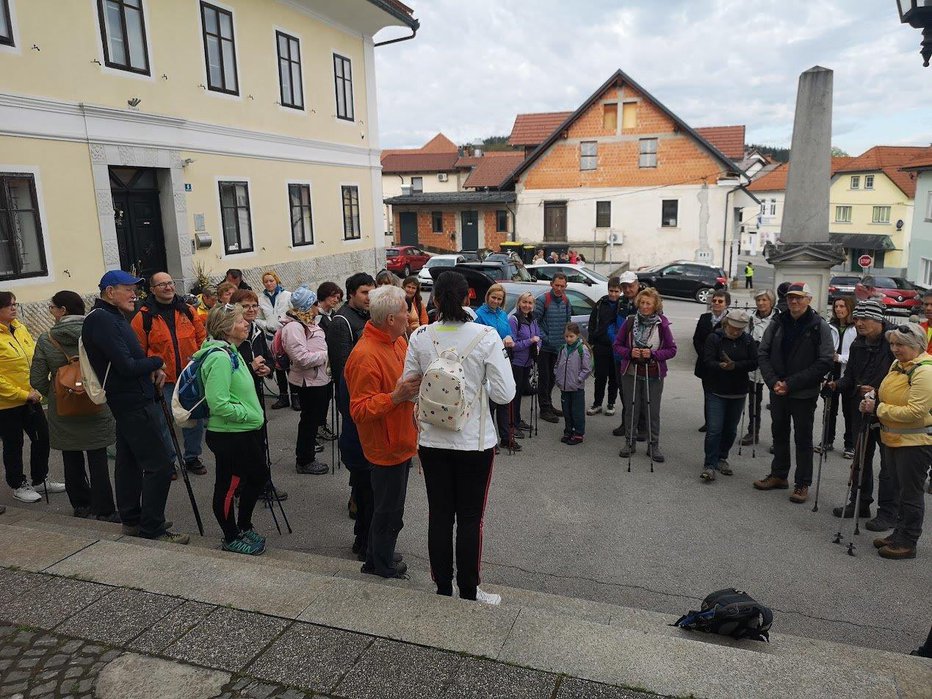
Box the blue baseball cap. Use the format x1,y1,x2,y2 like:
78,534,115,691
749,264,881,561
99,270,144,290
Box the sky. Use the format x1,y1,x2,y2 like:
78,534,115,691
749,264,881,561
373,0,932,156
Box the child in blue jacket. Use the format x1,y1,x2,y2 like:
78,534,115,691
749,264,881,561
555,322,592,445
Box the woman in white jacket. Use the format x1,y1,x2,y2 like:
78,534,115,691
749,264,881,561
281,286,330,475
258,270,295,410
820,296,858,456
741,289,778,446
404,271,516,605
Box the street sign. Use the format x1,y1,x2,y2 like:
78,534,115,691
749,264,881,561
858,254,873,269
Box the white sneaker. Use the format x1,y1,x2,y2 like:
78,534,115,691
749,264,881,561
604,405,616,416
475,588,502,606
586,405,602,416
37,479,66,494
12,484,41,503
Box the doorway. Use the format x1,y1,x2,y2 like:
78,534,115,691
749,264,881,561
109,167,167,281
461,210,478,250
543,202,567,242
399,212,418,246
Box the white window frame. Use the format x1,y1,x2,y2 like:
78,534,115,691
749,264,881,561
835,205,852,223
341,183,361,241
410,176,423,193
287,181,314,248
872,205,891,224
0,164,54,285
768,199,777,216
864,174,874,190
850,175,860,190
639,138,657,168
216,178,254,257
580,141,597,171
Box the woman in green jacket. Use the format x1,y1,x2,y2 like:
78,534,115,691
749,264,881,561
30,291,116,519
199,303,267,555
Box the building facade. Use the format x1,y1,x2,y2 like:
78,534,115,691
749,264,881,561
0,0,417,321
902,157,932,285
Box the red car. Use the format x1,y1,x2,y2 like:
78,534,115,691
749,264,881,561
385,245,429,276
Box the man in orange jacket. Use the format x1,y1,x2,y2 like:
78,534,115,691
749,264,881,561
345,285,421,579
132,272,208,476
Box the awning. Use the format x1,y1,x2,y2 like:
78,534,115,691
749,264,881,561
384,191,516,206
829,233,896,251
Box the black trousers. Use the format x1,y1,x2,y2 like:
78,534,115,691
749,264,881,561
275,370,298,400
367,462,410,575
490,400,511,442
883,444,931,547
847,416,897,518
420,446,494,601
350,468,374,552
295,383,330,466
205,429,268,542
0,403,50,489
536,350,558,412
824,391,854,451
591,343,618,408
62,448,115,515
510,364,529,428
745,276,753,289
114,402,173,538
769,393,817,487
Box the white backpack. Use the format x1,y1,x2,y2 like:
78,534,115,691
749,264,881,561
417,326,489,432
78,310,110,406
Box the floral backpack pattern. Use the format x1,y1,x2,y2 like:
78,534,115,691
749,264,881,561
416,326,490,431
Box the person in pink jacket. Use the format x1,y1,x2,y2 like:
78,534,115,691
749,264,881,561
281,286,330,475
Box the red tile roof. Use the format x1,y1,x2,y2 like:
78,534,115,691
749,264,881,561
463,152,527,189
420,133,459,153
746,157,864,193
380,152,461,174
694,126,746,160
508,111,573,147
834,146,932,198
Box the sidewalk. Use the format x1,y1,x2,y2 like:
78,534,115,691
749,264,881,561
2,506,929,699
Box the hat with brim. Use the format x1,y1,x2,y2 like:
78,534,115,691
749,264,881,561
723,309,750,329
785,282,812,297
99,270,144,290
618,271,638,285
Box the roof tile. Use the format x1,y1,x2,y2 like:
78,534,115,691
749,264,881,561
835,146,932,198
380,152,461,174
508,111,573,147
463,152,527,189
694,126,746,160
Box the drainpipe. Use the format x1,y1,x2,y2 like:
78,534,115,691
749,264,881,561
721,184,742,275
374,25,417,48
506,202,517,242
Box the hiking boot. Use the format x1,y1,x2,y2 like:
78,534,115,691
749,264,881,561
700,469,716,482
612,424,626,437
96,512,121,523
552,407,563,417
789,486,809,503
121,520,173,537
73,506,94,519
567,435,584,446
184,457,208,475
512,430,526,439
636,433,648,443
475,588,502,605
222,534,264,555
618,442,635,458
647,445,665,463
12,483,41,503
500,439,522,452
296,461,328,475
291,395,301,411
717,459,733,476
539,410,559,424
271,395,290,410
865,518,893,532
604,405,616,416
832,502,872,519
560,435,571,444
753,475,789,490
842,449,854,459
878,544,916,560
241,529,267,547
157,530,190,545
740,433,758,446
315,442,325,453
873,535,895,549
517,421,532,431
361,560,409,579
813,444,834,454
318,424,337,441
586,405,602,416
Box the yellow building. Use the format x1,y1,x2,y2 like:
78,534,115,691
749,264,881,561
829,146,932,272
0,0,418,319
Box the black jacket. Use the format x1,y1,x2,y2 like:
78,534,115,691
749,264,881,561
836,324,894,401
587,296,620,346
82,299,164,412
692,312,723,378
237,322,272,404
325,302,369,386
702,329,758,396
758,307,834,399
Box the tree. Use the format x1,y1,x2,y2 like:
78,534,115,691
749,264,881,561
830,146,850,157
479,136,515,152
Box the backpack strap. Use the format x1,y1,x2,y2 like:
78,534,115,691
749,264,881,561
47,334,76,363
459,326,490,363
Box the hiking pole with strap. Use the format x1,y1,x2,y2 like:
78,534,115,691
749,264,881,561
737,399,747,457
260,419,291,534
156,389,204,536
833,421,862,545
847,414,874,556
642,361,654,473
751,383,759,459
811,384,833,512
626,361,639,473
330,387,338,475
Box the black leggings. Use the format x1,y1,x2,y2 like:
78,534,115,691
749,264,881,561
205,429,268,542
591,343,618,408
62,448,115,515
419,446,494,601
0,403,49,489
295,383,331,465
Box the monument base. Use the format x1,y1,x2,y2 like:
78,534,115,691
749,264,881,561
765,242,846,314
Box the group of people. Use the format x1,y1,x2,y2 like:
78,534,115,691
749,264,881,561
529,249,586,265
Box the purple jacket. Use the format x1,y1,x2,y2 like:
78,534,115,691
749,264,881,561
613,314,677,378
508,314,541,368
555,342,592,392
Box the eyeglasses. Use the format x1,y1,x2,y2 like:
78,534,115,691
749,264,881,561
152,280,176,289
241,303,259,310
711,298,726,304
47,304,59,311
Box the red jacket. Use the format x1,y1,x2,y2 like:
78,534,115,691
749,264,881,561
131,300,206,384
344,322,417,466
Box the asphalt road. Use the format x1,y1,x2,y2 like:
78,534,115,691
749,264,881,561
7,297,929,655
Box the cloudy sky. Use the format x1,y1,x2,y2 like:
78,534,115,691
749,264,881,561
373,0,931,155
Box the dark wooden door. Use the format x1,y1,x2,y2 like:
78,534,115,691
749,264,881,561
461,210,479,250
399,212,418,246
543,202,567,242
110,168,166,280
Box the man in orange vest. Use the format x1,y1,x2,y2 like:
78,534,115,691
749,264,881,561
132,272,208,476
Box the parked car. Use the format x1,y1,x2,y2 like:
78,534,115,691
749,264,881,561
385,245,430,276
526,263,609,298
457,249,485,262
636,261,727,304
835,275,921,315
456,261,533,283
417,254,464,289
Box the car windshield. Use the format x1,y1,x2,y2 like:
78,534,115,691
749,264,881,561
832,277,859,285
511,266,532,282
584,268,608,282
873,277,898,288
426,257,454,268
386,249,399,257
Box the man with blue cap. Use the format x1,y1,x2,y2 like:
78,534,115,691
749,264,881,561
81,270,189,544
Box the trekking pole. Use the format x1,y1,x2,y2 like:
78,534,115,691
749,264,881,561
330,388,337,475
626,362,639,474
737,401,747,457
643,363,654,474
811,387,833,512
156,390,204,536
531,364,539,437
833,424,860,545
260,420,291,534
847,418,873,555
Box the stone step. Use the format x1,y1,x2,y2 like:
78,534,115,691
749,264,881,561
2,509,929,699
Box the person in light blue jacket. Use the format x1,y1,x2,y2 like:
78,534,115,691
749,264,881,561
555,322,592,445
474,284,517,452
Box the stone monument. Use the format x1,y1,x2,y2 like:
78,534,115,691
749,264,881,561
766,66,845,308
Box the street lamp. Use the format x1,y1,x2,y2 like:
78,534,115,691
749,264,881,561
896,0,932,66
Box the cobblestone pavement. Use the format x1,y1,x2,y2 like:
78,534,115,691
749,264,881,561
0,568,656,699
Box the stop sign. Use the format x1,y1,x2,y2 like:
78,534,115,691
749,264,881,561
858,254,873,269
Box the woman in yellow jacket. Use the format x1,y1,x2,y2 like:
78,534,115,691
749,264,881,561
0,292,64,503
860,322,932,560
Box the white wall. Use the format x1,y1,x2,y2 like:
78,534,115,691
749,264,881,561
741,189,784,255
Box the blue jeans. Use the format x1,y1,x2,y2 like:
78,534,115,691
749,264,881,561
160,383,204,463
561,389,586,436
704,394,745,470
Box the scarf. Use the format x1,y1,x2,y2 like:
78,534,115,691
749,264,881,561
633,311,660,348
287,308,316,326
264,284,284,305
711,310,726,326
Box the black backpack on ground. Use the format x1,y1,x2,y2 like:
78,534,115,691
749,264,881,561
672,588,773,642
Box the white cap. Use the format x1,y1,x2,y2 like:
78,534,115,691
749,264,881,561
618,271,638,285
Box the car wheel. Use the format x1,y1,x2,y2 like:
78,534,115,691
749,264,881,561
403,265,410,277
695,287,713,304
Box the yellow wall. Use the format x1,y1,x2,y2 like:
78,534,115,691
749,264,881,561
0,0,370,146
830,172,912,268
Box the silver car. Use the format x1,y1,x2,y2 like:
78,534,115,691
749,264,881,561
418,254,465,289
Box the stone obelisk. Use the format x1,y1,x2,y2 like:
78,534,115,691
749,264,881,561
766,66,845,307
